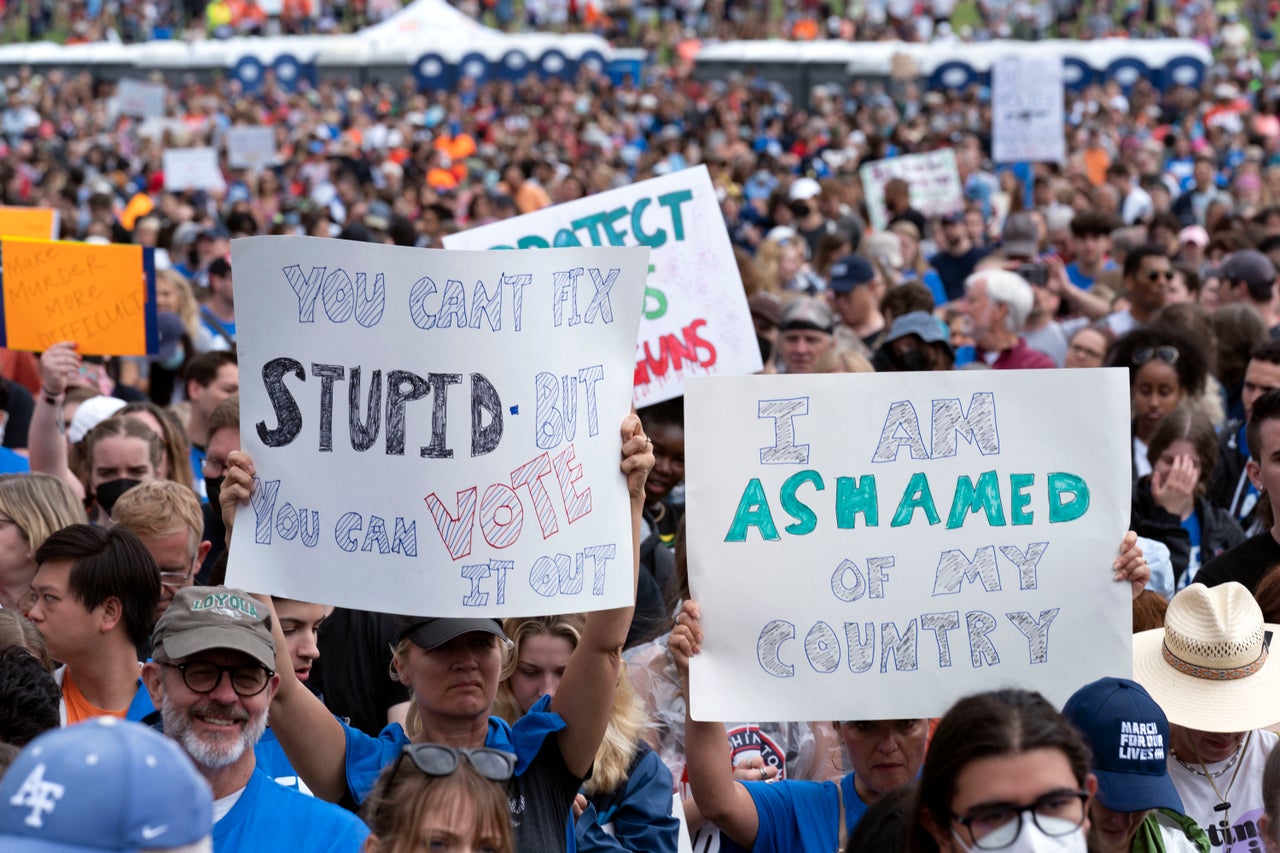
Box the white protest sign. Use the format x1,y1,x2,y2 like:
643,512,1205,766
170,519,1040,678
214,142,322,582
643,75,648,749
860,150,964,232
226,237,648,617
685,369,1131,721
163,148,225,192
116,79,167,118
993,55,1066,164
226,126,277,171
444,166,761,409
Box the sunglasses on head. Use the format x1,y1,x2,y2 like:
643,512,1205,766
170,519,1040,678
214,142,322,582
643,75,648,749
1134,345,1179,367
395,744,516,783
1145,269,1175,282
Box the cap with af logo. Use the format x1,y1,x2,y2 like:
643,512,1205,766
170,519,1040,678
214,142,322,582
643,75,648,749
0,717,212,851
151,586,277,670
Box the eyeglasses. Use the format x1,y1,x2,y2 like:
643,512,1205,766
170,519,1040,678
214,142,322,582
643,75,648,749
159,567,194,588
1134,345,1179,366
162,661,273,696
953,790,1089,850
395,744,516,783
201,457,227,477
1145,269,1175,282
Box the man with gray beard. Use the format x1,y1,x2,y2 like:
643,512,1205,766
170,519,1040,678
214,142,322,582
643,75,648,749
142,587,367,852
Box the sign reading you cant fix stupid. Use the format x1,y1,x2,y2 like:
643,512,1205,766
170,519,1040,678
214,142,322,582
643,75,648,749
227,236,648,617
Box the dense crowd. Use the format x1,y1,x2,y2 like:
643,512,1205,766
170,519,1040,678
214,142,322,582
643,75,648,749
8,1,1280,852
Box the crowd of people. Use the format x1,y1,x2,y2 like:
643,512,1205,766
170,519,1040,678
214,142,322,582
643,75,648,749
7,1,1280,852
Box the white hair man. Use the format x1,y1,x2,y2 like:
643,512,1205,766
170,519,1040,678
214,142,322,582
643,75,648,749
962,268,1056,369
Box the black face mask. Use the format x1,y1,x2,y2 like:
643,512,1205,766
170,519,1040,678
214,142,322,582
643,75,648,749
204,477,223,513
893,350,928,372
94,478,143,515
789,201,812,218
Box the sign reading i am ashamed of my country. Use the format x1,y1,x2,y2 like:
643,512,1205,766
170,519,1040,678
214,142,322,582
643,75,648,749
443,166,761,409
685,369,1132,722
226,237,648,617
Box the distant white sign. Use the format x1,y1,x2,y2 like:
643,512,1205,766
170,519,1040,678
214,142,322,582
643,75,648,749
163,148,226,193
117,79,167,118
993,56,1066,164
685,369,1132,721
860,150,964,232
227,126,277,171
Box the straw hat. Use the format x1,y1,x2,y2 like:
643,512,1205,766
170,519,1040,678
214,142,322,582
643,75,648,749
1133,583,1280,733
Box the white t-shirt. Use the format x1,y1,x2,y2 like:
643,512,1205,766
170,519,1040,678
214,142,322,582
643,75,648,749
1169,728,1277,852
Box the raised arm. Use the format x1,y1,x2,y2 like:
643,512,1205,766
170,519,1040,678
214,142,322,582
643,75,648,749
671,600,763,847
222,450,350,802
28,342,85,498
550,413,654,778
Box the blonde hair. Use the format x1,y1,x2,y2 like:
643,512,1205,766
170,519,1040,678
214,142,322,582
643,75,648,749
119,401,195,490
362,751,514,853
0,609,53,671
814,347,875,374
111,480,203,547
0,473,86,552
156,268,201,343
494,614,646,795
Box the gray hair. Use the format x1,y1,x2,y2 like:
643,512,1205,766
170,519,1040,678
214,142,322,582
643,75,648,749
965,269,1034,333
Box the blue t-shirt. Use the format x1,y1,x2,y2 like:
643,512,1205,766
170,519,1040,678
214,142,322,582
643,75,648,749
213,767,368,853
343,694,578,851
200,307,236,348
1065,259,1117,291
722,772,866,853
0,448,29,473
577,744,679,853
1179,511,1204,590
254,727,312,795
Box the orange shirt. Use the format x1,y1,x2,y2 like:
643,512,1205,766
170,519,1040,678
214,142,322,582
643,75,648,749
63,670,130,724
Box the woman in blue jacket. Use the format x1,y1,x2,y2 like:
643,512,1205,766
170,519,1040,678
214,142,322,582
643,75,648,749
495,613,680,853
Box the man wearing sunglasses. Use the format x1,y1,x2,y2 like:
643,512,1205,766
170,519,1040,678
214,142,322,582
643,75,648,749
142,586,368,852
1104,246,1173,338
1217,250,1280,337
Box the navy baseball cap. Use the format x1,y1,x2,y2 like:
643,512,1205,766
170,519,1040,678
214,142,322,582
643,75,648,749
827,254,876,294
0,717,212,851
1061,677,1184,814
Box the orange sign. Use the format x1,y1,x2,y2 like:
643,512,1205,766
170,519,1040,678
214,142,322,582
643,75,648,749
0,207,58,240
1,239,154,356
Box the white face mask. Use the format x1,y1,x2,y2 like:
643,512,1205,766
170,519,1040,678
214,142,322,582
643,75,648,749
953,813,1088,853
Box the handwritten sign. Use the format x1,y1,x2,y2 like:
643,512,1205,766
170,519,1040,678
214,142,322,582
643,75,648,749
860,150,964,232
0,239,157,356
993,56,1066,164
163,148,225,192
226,236,648,617
685,369,1131,721
117,79,167,118
226,126,277,171
0,207,58,240
444,166,761,409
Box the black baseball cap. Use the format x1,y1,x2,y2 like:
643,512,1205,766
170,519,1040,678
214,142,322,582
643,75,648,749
395,616,508,650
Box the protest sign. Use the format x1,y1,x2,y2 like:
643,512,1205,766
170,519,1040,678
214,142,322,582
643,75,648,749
163,148,225,192
993,56,1067,164
685,369,1131,721
0,207,59,240
226,126,277,171
226,236,648,617
444,166,761,409
0,239,157,356
116,79,167,118
860,150,964,231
